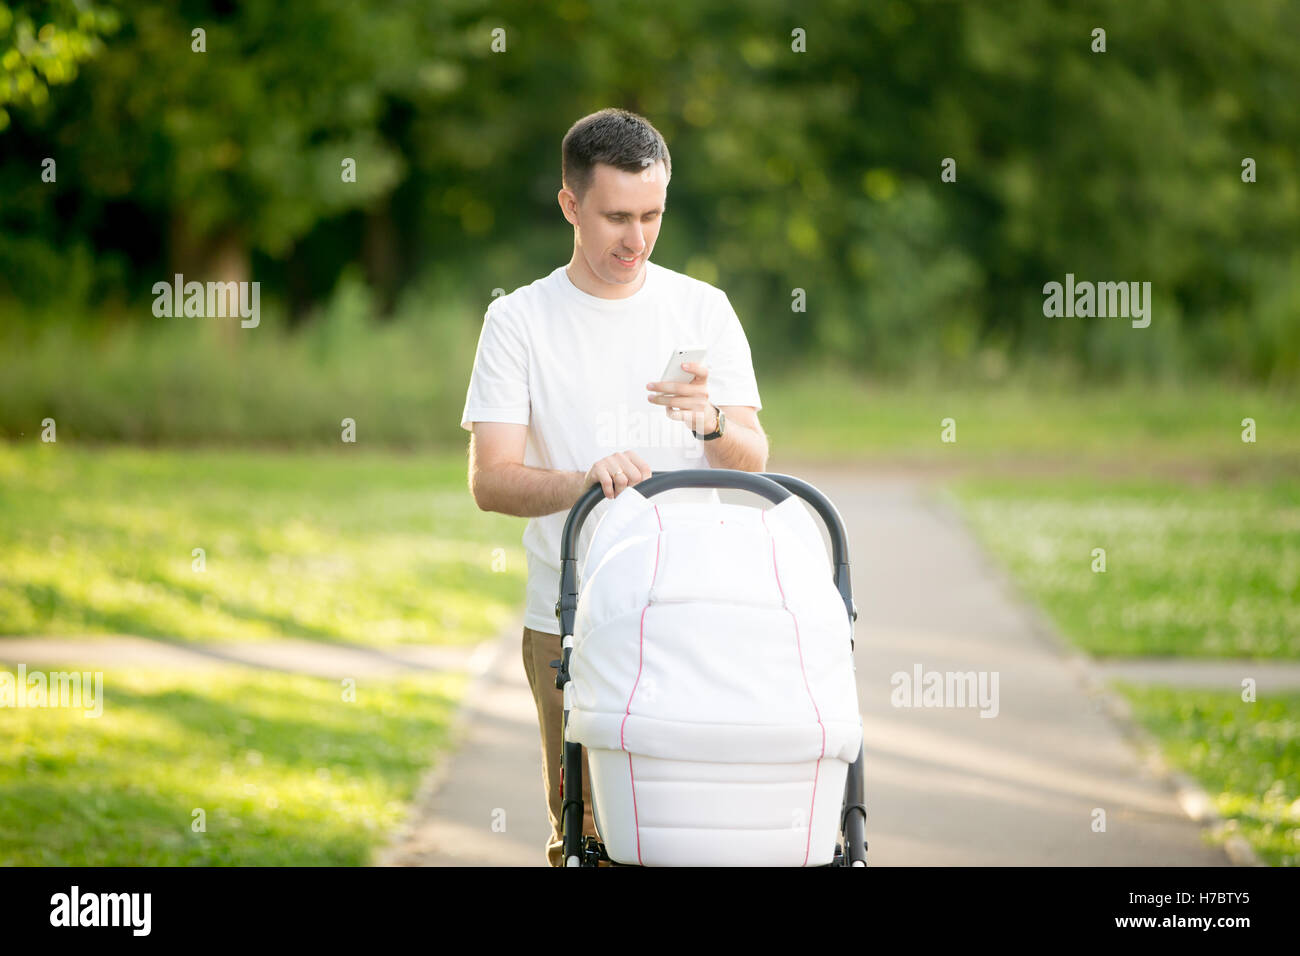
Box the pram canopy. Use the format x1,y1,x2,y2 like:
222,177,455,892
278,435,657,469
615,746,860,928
566,486,862,768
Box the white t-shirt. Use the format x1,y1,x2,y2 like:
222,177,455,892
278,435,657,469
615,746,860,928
460,261,763,634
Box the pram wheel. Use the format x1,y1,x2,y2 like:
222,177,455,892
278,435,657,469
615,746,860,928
584,836,613,866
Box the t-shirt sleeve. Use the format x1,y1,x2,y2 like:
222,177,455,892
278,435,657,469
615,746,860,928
460,301,531,431
706,290,762,410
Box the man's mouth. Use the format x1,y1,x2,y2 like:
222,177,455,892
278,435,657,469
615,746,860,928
613,253,640,267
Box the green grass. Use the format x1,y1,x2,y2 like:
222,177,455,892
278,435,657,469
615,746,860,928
946,477,1300,658
762,368,1300,472
0,444,526,645
4,297,1296,469
1113,683,1300,867
0,664,465,864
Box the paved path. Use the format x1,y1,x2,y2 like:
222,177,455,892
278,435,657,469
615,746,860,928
375,462,1235,866
794,467,1229,865
375,616,553,866
7,635,1293,690
0,635,488,679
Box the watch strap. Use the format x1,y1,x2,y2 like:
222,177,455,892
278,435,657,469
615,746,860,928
693,404,724,440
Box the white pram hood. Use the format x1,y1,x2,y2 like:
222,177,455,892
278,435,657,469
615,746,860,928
566,485,862,765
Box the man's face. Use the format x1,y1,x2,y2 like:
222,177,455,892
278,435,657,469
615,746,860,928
562,160,667,291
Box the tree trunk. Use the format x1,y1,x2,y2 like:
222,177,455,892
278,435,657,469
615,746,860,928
168,214,251,347
362,202,400,317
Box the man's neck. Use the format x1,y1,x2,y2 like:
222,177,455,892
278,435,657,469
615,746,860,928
566,253,647,300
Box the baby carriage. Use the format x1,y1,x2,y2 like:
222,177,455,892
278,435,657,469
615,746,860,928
551,468,867,867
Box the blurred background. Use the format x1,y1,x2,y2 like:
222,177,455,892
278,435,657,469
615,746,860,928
0,0,1295,866
2,0,1297,445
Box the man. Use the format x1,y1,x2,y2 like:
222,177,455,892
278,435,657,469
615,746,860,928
460,107,768,866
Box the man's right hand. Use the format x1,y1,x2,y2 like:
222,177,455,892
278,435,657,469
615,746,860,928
584,450,653,499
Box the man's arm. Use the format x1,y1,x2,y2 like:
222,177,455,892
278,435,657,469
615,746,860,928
701,405,769,473
468,422,588,517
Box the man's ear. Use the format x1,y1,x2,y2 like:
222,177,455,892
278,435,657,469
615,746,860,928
557,188,578,225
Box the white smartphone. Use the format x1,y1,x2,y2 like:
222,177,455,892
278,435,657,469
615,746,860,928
660,348,707,384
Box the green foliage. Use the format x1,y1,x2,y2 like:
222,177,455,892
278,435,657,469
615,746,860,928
0,268,482,445
1,0,1298,380
0,0,118,131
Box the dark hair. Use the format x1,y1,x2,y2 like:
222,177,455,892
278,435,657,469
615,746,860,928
561,108,671,202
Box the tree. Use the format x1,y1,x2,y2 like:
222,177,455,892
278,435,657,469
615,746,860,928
0,0,118,132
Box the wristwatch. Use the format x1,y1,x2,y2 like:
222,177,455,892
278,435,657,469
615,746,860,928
692,404,725,441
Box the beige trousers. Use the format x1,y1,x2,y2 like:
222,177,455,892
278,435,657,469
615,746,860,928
521,625,601,867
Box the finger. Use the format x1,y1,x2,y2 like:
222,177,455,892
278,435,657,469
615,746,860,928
649,389,702,407
612,453,640,484
628,452,652,479
683,362,709,380
597,465,614,498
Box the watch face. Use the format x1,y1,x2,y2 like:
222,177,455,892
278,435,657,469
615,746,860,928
696,406,724,439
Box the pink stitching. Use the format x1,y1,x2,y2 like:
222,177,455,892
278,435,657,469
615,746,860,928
628,752,642,865
620,605,647,752
619,503,661,867
763,509,826,866
620,505,662,748
804,761,822,868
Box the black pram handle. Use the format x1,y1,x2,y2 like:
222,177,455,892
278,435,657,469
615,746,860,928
555,469,857,648
558,469,792,564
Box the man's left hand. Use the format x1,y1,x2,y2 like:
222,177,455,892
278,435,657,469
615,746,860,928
646,362,718,436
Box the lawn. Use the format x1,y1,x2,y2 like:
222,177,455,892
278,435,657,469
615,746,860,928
763,369,1300,473
0,442,516,864
0,443,526,645
944,477,1300,658
1113,683,1300,867
0,664,465,865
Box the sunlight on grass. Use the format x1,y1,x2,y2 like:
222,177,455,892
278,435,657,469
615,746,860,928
1114,683,1299,867
946,477,1300,657
0,444,526,645
0,665,465,865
